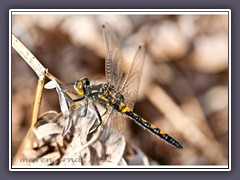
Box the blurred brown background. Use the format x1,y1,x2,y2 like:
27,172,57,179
11,13,229,165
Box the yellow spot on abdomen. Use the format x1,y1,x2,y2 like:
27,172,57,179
160,130,166,135
150,124,157,129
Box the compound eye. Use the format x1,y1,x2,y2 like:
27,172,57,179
85,79,90,86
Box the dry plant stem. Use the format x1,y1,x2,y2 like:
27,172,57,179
13,79,44,165
44,71,64,85
13,73,64,165
12,34,65,165
147,84,227,165
29,79,45,148
12,34,46,80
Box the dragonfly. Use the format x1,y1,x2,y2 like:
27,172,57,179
63,23,183,150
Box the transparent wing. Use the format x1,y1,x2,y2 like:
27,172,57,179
102,23,124,90
119,44,145,110
99,107,127,164
102,107,126,135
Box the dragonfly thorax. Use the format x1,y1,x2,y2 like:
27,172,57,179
74,77,91,96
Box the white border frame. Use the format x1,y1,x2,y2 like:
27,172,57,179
9,9,231,171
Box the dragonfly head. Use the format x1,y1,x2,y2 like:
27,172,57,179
74,77,90,95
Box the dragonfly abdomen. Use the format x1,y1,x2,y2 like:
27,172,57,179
116,102,183,149
127,111,183,149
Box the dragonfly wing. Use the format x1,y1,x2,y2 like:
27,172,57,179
99,107,127,164
103,107,126,135
102,23,124,90
120,44,146,110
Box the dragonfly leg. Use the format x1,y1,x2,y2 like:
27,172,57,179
73,98,89,119
72,96,85,102
89,101,103,133
61,89,85,103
